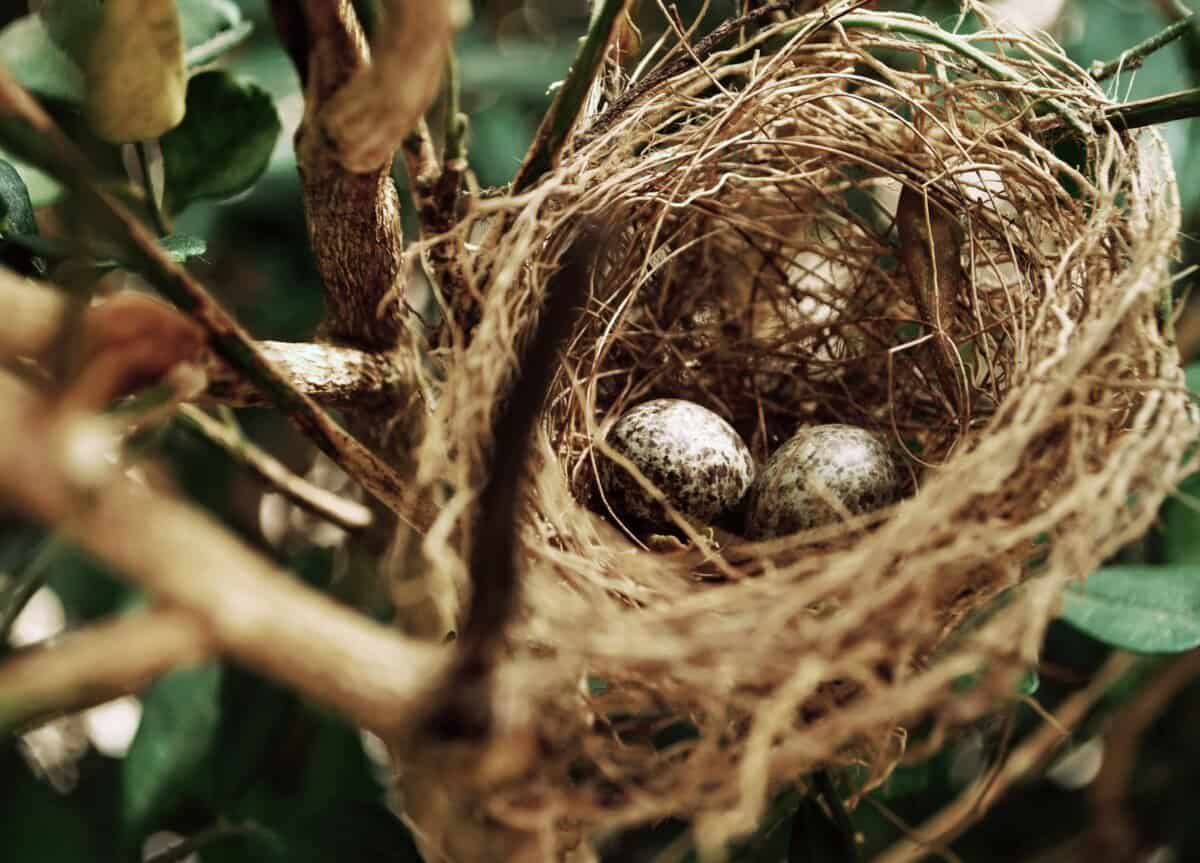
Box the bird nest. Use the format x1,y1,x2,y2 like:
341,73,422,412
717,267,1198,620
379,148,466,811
393,5,1194,860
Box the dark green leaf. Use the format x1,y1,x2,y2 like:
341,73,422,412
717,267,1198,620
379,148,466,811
1163,471,1200,565
1059,565,1200,654
789,796,859,863
3,232,206,268
122,662,223,836
160,70,281,212
0,14,84,101
0,749,99,862
1186,362,1200,397
0,159,36,237
0,158,42,275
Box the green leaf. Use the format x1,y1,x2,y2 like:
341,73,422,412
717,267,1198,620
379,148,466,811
0,749,98,862
122,662,223,836
3,232,206,268
0,159,37,238
1059,565,1200,654
1164,472,1200,565
0,15,84,102
0,159,43,275
160,233,208,262
179,0,254,67
160,70,281,212
1185,362,1200,397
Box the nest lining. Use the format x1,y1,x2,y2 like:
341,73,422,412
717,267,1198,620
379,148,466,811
391,6,1195,859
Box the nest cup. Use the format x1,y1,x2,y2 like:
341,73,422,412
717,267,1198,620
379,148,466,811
400,6,1195,858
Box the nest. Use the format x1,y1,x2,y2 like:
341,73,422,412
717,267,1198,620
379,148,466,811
393,6,1194,859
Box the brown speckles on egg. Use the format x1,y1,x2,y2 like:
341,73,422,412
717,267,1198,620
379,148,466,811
745,424,900,539
599,399,755,529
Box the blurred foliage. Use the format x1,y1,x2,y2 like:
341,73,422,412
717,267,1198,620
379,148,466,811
2,1,1200,862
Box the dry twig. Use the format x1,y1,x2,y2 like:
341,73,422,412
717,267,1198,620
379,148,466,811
0,608,211,733
0,371,445,733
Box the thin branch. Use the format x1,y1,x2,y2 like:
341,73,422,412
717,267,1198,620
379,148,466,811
178,405,373,533
0,371,445,734
0,607,212,734
874,652,1139,863
201,339,413,410
1102,87,1200,130
511,0,634,193
0,68,416,517
1091,13,1197,82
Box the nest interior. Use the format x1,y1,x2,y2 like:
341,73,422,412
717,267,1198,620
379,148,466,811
392,5,1195,858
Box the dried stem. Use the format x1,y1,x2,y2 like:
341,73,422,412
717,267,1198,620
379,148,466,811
0,371,445,733
1091,13,1196,81
0,607,212,734
0,68,415,516
178,405,373,533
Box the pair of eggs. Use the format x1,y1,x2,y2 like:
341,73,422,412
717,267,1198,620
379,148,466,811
599,399,901,539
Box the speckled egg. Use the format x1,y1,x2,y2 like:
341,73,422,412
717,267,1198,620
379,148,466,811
745,424,900,539
599,399,755,529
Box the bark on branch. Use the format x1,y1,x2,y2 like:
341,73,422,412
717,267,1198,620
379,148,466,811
202,339,414,409
270,0,409,350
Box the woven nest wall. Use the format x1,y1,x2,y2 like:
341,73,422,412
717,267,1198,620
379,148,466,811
394,6,1195,858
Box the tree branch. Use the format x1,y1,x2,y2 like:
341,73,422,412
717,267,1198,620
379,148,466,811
0,607,212,734
1102,87,1200,130
0,371,445,734
1091,13,1197,81
201,339,413,410
269,0,408,350
177,405,373,533
0,69,416,517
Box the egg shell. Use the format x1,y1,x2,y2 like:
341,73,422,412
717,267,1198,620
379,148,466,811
745,424,900,539
600,399,755,529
